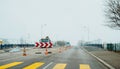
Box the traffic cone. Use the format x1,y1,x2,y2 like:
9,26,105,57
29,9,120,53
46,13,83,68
23,47,27,56
45,47,48,55
59,48,62,53
65,47,67,50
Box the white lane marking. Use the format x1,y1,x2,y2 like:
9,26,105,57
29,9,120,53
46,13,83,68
43,62,53,69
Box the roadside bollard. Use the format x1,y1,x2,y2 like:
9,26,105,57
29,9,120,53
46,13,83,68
45,47,48,55
59,48,62,53
65,47,67,50
23,47,27,56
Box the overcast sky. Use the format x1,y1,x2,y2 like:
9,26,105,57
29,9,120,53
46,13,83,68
0,0,120,45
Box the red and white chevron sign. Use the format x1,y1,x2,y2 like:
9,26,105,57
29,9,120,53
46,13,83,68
35,42,53,48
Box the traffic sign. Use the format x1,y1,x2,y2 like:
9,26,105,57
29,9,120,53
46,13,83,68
35,42,53,48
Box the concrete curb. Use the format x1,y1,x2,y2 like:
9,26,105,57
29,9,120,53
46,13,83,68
81,47,115,69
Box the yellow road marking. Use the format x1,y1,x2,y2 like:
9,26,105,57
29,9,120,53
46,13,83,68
0,62,23,69
23,62,44,69
80,64,91,69
53,63,66,69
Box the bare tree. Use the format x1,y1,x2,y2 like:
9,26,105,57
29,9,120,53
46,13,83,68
105,0,120,30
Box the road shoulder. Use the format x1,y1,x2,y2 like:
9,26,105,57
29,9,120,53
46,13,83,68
81,46,120,69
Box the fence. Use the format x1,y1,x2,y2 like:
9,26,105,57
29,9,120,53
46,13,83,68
83,44,103,48
0,44,35,50
105,43,120,52
83,43,120,52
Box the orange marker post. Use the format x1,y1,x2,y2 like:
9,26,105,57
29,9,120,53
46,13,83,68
59,48,62,53
23,47,27,56
45,47,48,55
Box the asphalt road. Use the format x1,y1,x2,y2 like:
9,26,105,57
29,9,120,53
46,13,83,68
0,46,108,69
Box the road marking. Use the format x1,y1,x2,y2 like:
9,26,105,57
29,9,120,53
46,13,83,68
53,63,66,69
43,62,53,69
23,62,44,69
0,62,23,69
80,64,90,69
